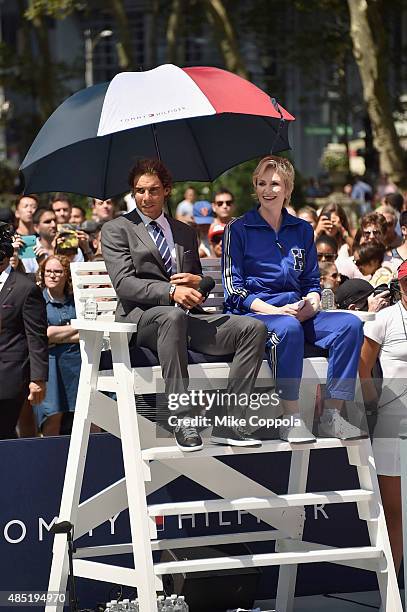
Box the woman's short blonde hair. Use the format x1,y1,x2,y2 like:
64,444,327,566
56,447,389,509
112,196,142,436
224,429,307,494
252,155,295,207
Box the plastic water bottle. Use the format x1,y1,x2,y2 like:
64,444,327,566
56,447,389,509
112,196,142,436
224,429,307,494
104,603,112,612
156,595,165,611
162,596,173,611
109,601,119,612
121,599,130,611
176,596,188,611
84,295,98,319
321,287,335,310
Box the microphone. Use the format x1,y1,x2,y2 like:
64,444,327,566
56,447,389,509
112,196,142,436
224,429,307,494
198,275,215,300
177,276,216,314
50,520,74,535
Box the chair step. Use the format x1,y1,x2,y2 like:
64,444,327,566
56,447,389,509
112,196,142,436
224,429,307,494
154,546,383,575
142,437,366,460
147,489,373,517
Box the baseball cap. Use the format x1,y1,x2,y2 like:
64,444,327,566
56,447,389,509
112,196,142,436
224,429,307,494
193,200,214,225
335,279,374,310
208,223,225,241
398,260,407,280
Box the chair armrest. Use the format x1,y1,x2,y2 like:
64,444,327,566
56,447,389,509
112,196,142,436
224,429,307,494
71,319,137,333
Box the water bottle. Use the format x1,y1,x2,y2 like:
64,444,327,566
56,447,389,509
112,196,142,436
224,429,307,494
121,599,130,611
321,287,335,310
156,595,165,611
109,601,119,612
163,596,173,611
84,295,98,319
177,596,188,611
104,603,112,612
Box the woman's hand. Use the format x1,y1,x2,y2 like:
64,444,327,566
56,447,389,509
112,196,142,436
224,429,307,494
314,215,333,238
295,299,317,322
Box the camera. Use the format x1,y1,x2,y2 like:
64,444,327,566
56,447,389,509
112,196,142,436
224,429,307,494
56,223,79,253
373,279,400,304
0,222,14,262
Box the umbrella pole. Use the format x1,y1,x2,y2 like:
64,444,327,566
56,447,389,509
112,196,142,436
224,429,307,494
151,122,174,218
151,123,161,161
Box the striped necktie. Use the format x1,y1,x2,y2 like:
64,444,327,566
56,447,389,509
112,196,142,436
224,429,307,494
150,221,172,276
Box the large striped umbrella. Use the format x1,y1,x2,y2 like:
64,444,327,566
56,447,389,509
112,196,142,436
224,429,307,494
20,64,295,199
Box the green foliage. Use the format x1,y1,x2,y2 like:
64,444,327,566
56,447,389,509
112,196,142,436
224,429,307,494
0,161,18,194
24,0,83,20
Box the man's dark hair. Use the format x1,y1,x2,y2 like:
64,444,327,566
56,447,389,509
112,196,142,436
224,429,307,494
214,187,234,201
72,205,86,218
33,206,53,225
128,159,172,192
384,192,404,212
50,192,73,207
15,194,39,209
356,241,386,266
361,212,387,234
400,210,407,229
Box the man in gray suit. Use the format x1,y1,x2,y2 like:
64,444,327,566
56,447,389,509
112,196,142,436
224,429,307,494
101,159,267,451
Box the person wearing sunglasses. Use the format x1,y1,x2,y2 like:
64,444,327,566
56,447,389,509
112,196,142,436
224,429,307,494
211,188,236,231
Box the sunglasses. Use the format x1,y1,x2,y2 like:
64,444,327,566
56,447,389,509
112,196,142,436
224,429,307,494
214,200,233,206
317,253,336,261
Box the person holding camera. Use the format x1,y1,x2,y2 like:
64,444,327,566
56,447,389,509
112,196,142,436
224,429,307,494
0,222,48,438
314,202,354,257
359,261,407,572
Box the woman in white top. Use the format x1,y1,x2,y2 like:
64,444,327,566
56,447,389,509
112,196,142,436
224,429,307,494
359,261,407,572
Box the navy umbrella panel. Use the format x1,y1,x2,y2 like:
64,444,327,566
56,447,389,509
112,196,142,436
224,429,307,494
20,65,295,199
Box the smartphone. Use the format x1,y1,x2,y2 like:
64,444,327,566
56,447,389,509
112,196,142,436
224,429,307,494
296,299,306,310
57,224,78,251
19,235,37,259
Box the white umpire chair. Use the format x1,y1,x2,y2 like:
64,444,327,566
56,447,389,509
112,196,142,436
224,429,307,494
45,260,402,612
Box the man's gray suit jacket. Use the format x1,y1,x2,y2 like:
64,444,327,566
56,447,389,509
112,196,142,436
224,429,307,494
101,208,204,324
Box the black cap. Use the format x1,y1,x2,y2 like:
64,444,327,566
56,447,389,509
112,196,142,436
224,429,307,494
335,279,374,310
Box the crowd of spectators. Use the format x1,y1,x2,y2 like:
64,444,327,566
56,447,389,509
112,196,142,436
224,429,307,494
0,175,406,443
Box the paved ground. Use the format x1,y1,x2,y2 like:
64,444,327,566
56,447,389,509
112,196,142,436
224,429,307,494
255,589,405,610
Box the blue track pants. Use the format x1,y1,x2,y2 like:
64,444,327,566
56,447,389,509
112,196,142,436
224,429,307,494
249,311,364,401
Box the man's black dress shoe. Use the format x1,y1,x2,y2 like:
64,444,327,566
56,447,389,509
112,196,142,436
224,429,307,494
174,422,203,451
210,425,262,447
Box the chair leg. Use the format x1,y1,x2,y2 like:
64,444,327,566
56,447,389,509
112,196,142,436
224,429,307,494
46,331,103,611
349,440,403,612
110,332,158,612
275,448,310,612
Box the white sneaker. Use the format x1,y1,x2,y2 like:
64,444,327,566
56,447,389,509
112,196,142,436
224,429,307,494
319,411,368,440
279,418,316,444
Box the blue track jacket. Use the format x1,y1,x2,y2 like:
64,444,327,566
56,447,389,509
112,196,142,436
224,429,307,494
223,206,321,314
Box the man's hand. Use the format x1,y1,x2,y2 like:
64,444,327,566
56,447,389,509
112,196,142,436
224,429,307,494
28,381,46,405
173,286,204,310
170,273,201,289
368,290,390,312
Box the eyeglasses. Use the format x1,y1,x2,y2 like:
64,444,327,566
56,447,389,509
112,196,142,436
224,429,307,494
317,253,336,261
362,229,381,238
214,200,233,206
44,270,64,276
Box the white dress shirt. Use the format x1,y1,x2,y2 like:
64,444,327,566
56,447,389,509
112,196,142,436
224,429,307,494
0,264,12,296
135,209,177,273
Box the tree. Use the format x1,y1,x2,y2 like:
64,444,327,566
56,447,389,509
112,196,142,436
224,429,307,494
347,0,406,184
203,0,249,78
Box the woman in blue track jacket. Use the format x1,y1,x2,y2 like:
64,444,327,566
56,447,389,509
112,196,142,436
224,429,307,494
222,156,366,443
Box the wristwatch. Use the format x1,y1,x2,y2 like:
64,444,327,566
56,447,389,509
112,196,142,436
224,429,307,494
169,284,176,302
